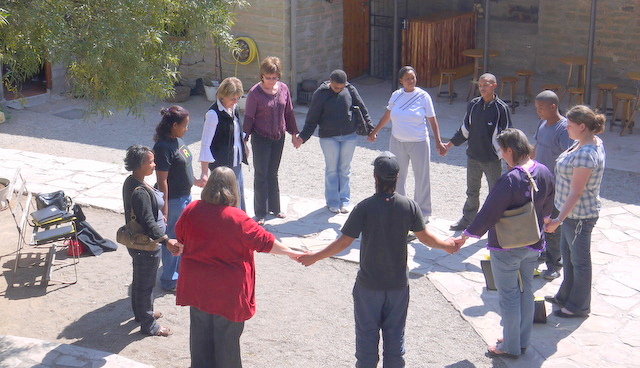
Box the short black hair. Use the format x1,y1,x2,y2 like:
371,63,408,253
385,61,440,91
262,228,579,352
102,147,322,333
329,69,347,84
398,66,416,79
124,145,153,172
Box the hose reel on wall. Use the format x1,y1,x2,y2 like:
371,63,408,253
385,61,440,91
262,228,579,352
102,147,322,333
221,36,260,76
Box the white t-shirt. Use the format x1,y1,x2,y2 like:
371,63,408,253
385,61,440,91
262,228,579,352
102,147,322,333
387,87,435,142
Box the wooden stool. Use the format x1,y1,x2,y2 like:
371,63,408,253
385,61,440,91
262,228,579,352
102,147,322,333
612,92,636,135
568,87,584,106
500,76,519,114
516,70,534,106
437,70,458,105
596,83,618,115
541,83,563,101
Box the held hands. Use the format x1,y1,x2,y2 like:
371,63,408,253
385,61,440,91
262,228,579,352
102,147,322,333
444,237,464,254
194,178,207,188
297,251,319,267
367,131,377,143
166,239,183,256
292,135,303,149
544,218,561,233
436,141,447,156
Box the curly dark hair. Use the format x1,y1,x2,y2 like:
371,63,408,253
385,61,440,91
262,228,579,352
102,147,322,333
124,145,153,172
153,105,190,142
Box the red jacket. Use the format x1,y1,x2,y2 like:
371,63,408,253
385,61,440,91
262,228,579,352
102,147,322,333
175,200,275,322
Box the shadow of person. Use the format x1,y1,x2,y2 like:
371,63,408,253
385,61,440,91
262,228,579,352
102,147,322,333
57,297,146,354
265,206,342,239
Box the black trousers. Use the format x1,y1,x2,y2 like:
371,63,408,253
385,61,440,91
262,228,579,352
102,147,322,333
251,133,285,218
190,306,245,368
128,247,161,335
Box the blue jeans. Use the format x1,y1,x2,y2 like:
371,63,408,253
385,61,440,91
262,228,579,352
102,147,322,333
319,133,357,208
160,194,191,290
128,247,161,335
490,247,539,356
353,282,409,368
555,217,598,315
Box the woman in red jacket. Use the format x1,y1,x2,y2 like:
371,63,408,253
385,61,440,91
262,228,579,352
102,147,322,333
175,166,303,368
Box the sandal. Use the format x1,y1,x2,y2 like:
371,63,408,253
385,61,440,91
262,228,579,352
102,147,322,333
495,338,527,353
275,212,286,219
487,345,519,359
153,311,163,320
256,217,265,226
154,326,173,337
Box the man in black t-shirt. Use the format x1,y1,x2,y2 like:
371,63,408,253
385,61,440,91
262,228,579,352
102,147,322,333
299,151,460,368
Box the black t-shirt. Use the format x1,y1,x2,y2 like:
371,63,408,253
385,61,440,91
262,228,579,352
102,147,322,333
341,192,425,290
153,137,195,198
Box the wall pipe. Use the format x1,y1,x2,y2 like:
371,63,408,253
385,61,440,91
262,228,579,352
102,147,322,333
392,0,399,92
483,0,490,72
584,0,597,106
290,0,297,101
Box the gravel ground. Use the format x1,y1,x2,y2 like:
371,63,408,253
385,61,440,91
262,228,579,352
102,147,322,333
0,206,504,368
1,92,638,368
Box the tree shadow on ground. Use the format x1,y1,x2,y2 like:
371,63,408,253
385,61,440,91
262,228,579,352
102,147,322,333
57,297,146,354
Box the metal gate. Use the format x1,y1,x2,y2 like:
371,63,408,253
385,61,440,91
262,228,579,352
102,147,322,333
369,0,407,80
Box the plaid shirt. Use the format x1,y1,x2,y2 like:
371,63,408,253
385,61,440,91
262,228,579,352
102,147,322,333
554,138,606,219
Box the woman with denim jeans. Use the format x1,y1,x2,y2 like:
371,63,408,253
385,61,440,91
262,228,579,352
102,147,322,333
544,105,606,318
153,106,202,292
458,129,555,358
298,69,371,214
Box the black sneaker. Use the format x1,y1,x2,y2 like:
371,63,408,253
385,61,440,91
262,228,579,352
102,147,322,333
450,220,469,231
542,269,560,280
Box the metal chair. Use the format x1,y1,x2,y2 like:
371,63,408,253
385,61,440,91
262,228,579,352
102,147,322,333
8,170,79,286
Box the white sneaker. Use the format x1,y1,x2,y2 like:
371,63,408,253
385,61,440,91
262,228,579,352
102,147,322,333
340,206,350,213
328,207,341,214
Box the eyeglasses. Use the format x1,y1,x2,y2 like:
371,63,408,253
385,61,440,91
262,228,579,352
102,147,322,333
263,76,279,81
227,97,240,102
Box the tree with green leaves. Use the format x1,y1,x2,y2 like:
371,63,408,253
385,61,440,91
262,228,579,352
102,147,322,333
0,0,246,115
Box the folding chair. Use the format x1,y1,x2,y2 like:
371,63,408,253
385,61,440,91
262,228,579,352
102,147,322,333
9,170,79,285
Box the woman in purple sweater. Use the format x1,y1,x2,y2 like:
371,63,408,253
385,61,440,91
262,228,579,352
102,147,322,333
243,56,299,225
457,128,555,359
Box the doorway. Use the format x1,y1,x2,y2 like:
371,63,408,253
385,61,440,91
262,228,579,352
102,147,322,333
343,0,370,79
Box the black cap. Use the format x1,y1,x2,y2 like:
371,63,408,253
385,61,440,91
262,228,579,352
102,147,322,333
373,151,399,180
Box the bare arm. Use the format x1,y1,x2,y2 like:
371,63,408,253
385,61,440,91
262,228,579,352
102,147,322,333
427,116,446,156
200,161,210,183
155,170,169,219
368,110,391,142
269,239,305,260
415,229,459,254
298,234,355,266
545,167,592,232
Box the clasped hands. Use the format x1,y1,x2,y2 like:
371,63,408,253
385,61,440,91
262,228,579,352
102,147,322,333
292,135,303,149
367,132,450,158
166,238,184,256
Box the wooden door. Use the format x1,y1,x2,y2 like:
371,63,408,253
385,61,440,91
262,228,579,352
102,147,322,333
343,0,370,79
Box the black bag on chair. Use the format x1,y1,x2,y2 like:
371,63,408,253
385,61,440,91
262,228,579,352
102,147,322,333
35,190,72,211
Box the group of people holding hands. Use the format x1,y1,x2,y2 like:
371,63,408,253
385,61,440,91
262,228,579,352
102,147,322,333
120,57,605,367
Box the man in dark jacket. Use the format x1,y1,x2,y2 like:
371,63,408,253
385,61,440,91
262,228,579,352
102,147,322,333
297,69,372,214
444,73,512,230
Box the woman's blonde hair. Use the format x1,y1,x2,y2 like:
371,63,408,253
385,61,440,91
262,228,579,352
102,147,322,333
260,56,282,79
216,77,244,100
566,105,605,135
201,166,239,207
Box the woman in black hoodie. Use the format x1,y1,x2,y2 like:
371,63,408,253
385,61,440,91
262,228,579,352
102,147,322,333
297,69,371,214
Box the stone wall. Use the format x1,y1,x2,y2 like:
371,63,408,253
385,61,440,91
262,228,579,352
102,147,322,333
178,0,290,92
294,0,343,86
478,0,639,90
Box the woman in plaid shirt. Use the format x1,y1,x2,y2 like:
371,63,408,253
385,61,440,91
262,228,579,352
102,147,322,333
544,105,606,318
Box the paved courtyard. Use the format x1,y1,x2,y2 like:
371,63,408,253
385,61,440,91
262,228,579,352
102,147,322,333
1,76,640,367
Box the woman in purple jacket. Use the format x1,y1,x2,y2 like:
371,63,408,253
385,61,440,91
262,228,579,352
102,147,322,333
243,56,299,225
457,128,555,359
